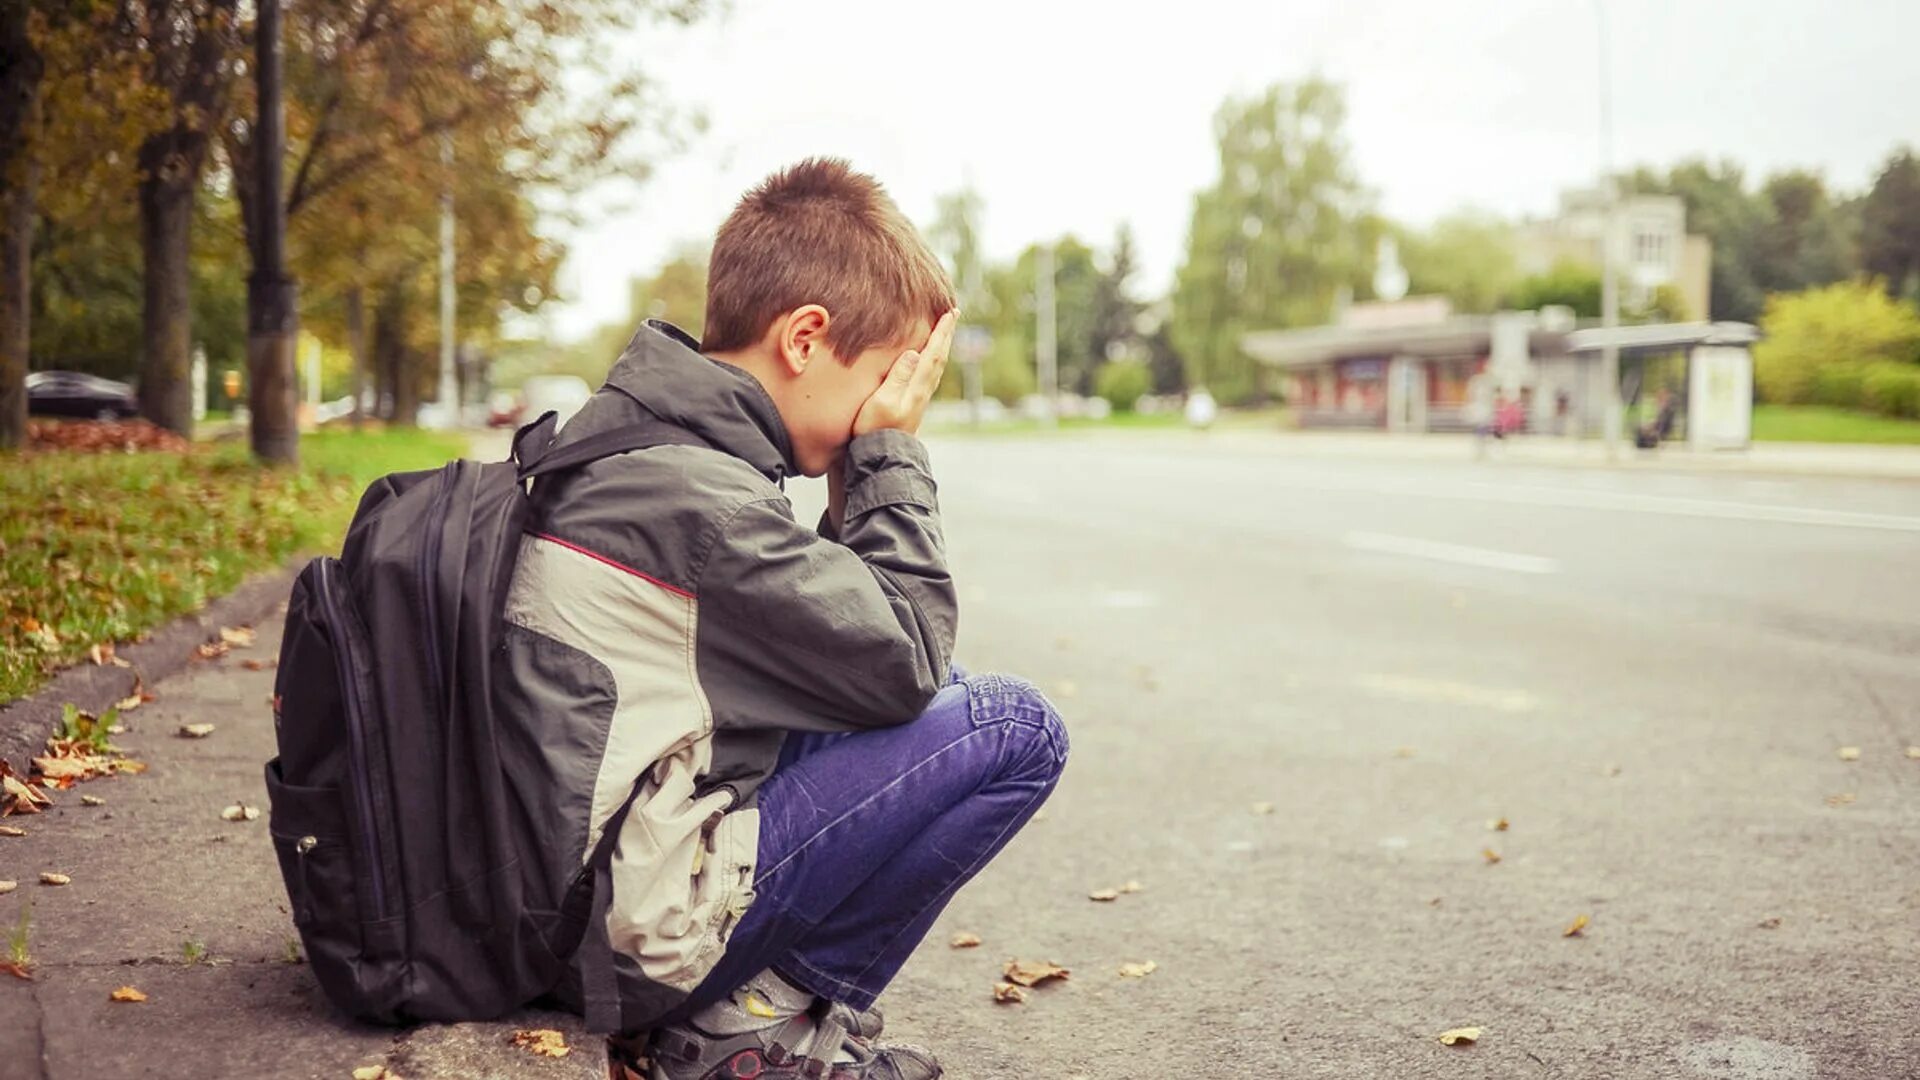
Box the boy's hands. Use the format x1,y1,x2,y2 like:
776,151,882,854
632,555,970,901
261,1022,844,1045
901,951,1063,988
852,310,957,438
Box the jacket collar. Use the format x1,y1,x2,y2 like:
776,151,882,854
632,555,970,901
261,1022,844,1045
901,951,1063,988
596,320,795,483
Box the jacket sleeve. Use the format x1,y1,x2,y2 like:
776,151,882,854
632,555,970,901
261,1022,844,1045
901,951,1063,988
694,429,957,732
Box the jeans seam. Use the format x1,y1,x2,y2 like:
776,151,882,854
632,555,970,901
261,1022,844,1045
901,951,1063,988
779,951,871,1005
845,767,1053,984
753,724,992,883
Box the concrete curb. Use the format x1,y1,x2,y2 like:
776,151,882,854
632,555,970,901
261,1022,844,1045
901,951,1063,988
0,561,301,774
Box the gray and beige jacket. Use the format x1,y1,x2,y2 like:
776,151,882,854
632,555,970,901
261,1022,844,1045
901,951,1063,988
498,321,956,1025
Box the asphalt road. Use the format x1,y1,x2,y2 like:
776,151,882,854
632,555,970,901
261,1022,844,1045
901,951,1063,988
807,432,1920,1080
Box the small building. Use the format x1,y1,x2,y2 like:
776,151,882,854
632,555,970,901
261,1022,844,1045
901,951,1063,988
1241,297,1759,448
1516,189,1713,321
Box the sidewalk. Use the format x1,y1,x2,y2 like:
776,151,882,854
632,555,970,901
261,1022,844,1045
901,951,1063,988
0,613,605,1080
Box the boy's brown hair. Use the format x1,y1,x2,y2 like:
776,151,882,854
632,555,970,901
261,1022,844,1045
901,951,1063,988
702,157,955,361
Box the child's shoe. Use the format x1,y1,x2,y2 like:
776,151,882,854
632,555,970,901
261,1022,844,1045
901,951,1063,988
647,971,938,1080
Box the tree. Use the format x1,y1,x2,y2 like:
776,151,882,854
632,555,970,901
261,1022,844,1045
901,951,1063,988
0,0,41,448
1757,170,1854,293
927,186,985,401
1089,223,1143,372
1172,79,1377,403
1508,260,1602,317
1398,212,1517,314
136,0,241,435
1860,148,1920,302
630,246,708,339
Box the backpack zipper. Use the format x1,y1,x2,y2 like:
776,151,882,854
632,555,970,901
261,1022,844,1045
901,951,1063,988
416,470,454,713
315,557,390,917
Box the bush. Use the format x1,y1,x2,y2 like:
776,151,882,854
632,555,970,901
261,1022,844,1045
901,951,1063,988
1810,363,1867,409
1863,362,1920,419
1094,360,1152,413
1753,281,1920,405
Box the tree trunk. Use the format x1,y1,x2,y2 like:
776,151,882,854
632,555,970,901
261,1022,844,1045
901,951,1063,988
345,285,366,430
373,283,417,426
137,145,197,435
0,0,41,451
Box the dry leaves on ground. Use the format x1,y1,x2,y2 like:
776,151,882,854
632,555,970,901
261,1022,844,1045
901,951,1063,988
1837,746,1861,761
194,641,230,661
1563,914,1590,937
0,880,15,894
1117,961,1157,978
1757,916,1782,930
1251,802,1275,815
2,762,54,815
1119,880,1143,894
220,626,256,649
0,958,28,980
950,932,981,949
1438,1027,1482,1046
1481,848,1502,865
242,658,276,671
1488,817,1510,832
1393,746,1417,759
992,982,1029,1004
27,418,188,452
0,826,23,837
351,1066,395,1080
1906,746,1920,760
1088,888,1120,902
80,795,104,807
89,643,131,668
1002,959,1070,988
509,1029,571,1058
109,986,148,1003
40,872,70,886
177,723,216,739
221,803,261,822
1826,792,1856,808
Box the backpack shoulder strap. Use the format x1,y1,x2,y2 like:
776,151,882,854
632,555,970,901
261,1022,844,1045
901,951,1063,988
514,411,712,482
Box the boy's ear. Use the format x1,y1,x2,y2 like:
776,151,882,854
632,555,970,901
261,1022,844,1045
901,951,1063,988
777,305,831,376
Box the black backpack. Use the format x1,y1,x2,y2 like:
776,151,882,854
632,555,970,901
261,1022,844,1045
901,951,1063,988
266,411,696,1030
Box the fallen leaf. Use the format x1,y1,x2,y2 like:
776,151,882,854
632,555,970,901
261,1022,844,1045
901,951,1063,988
1905,746,1920,759
1428,896,1444,907
114,693,143,713
351,1067,388,1080
1563,914,1590,937
80,795,104,807
109,986,148,1003
950,932,981,949
0,825,22,836
0,959,28,981
1602,764,1623,778
0,880,15,894
1088,888,1120,902
221,803,261,822
1825,792,1856,808
89,643,112,665
1393,746,1416,759
1481,848,1502,865
992,981,1029,1004
194,641,229,661
40,872,70,886
1002,958,1071,988
1438,1027,1483,1046
1757,916,1782,930
242,658,276,671
220,626,256,648
1488,817,1510,832
32,757,88,781
1117,960,1157,978
177,723,216,739
2,763,53,815
1120,880,1144,894
509,1029,571,1058
1251,801,1275,815
1837,746,1861,761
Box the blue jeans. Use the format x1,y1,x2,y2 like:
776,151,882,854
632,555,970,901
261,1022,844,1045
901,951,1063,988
669,669,1068,1018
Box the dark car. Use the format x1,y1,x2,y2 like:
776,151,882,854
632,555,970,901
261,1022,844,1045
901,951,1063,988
26,370,139,420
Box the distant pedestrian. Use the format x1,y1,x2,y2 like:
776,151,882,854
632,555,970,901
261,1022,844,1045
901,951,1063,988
1636,387,1679,449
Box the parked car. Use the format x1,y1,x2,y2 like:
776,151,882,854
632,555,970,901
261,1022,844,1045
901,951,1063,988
520,375,592,429
26,371,139,420
487,390,524,429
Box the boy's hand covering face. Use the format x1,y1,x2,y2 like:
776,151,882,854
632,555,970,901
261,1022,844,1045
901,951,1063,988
852,310,958,438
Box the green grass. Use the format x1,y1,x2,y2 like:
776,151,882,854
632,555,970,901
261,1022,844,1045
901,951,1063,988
0,428,467,703
1750,405,1920,445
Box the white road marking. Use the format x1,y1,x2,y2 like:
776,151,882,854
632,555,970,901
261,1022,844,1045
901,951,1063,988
1355,673,1540,713
1346,531,1561,575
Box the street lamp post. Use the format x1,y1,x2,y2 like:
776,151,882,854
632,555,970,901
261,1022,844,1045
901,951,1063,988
1596,0,1622,457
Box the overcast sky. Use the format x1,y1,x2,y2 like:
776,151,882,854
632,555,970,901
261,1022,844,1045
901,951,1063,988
537,0,1918,342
